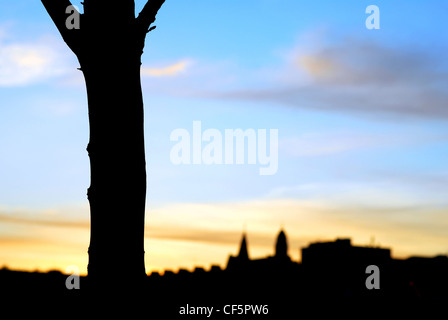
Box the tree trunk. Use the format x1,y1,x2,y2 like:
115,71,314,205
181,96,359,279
41,0,165,288
83,47,147,284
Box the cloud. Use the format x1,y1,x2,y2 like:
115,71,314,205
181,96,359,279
279,130,448,157
203,34,448,121
280,132,383,157
140,58,249,97
141,59,193,77
0,37,70,86
0,213,88,229
265,169,448,209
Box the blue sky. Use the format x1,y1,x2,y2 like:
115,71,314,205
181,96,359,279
1,0,448,273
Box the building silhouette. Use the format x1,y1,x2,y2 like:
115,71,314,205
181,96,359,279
226,229,298,274
302,238,391,268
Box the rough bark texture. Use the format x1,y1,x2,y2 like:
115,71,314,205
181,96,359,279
41,0,165,288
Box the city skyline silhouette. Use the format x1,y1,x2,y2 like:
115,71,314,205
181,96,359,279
2,228,447,315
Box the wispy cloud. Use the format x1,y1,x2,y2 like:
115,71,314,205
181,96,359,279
0,36,70,86
133,31,448,122
0,213,88,229
279,131,448,157
198,32,448,121
141,59,193,77
265,176,448,209
280,132,384,157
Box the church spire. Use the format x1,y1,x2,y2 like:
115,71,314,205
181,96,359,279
238,233,249,260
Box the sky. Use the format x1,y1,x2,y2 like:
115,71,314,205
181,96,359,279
1,0,448,275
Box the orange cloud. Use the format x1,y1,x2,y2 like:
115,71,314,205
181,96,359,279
141,59,193,77
297,55,339,79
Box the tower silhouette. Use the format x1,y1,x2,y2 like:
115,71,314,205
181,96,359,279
238,233,249,260
275,229,289,259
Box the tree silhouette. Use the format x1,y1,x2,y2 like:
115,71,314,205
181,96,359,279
41,0,165,288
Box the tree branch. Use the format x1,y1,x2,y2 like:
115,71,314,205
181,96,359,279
136,0,165,33
41,0,81,54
